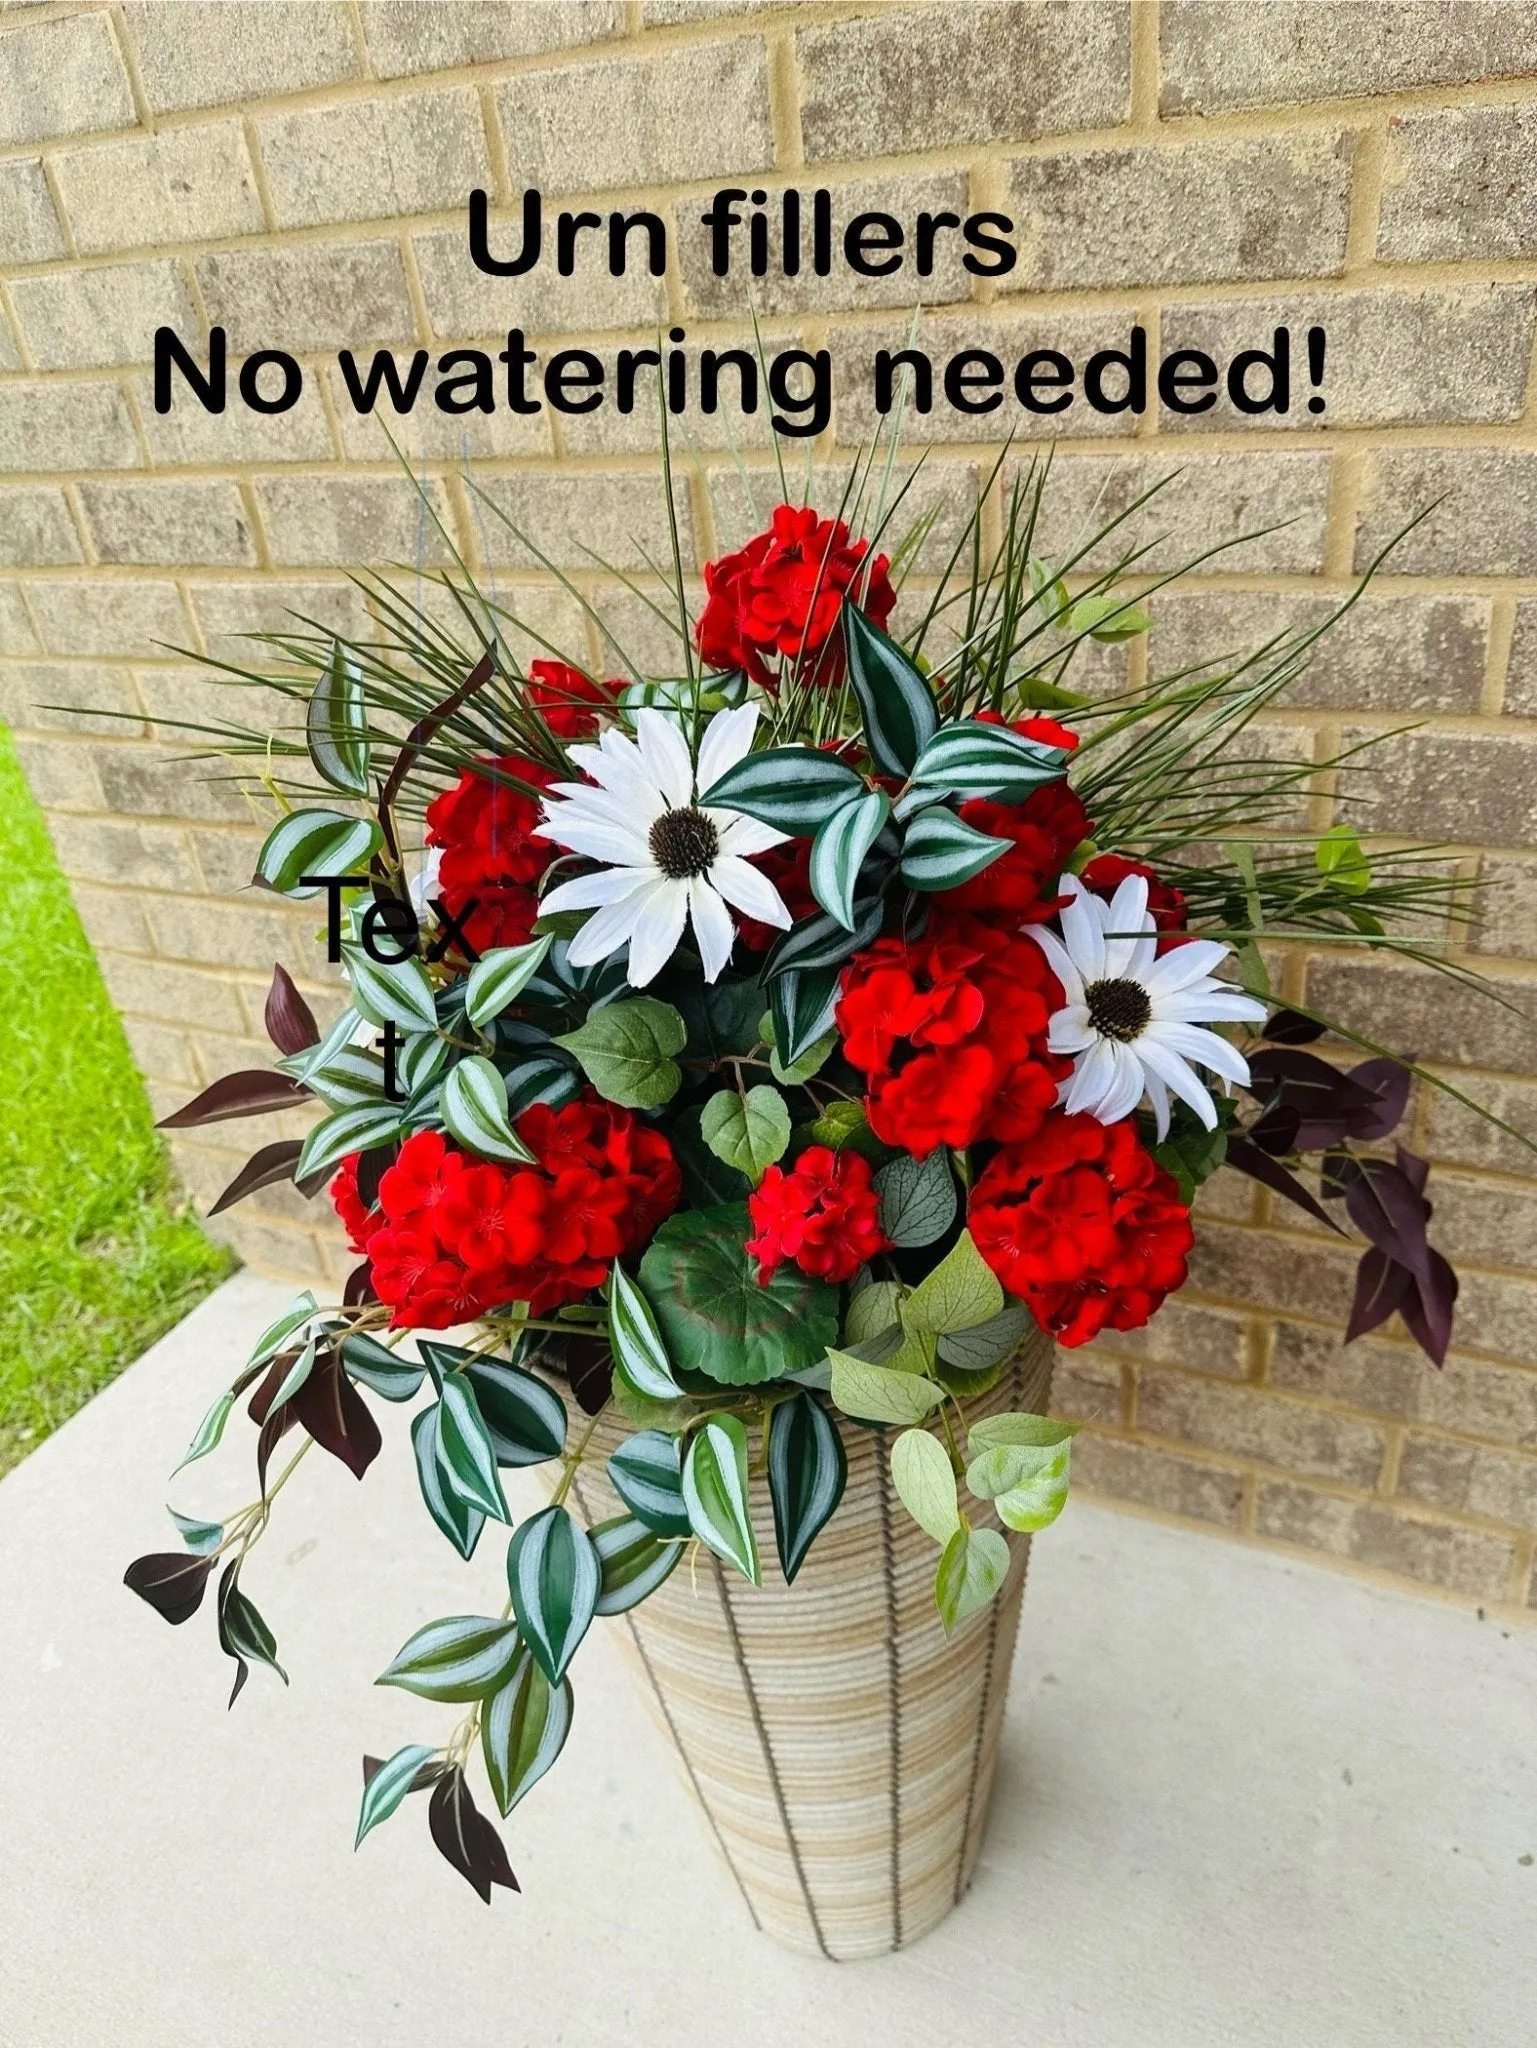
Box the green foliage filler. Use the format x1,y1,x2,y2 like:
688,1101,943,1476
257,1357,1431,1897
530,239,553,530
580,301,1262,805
0,731,230,1473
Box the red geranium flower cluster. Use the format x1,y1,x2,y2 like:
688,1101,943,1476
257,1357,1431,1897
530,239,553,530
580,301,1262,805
835,912,1070,1158
332,1093,681,1329
934,714,1090,921
968,1111,1194,1347
1081,852,1190,951
745,1145,890,1285
696,503,897,690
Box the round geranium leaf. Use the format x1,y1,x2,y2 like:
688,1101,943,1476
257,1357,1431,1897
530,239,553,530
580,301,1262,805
639,1202,838,1386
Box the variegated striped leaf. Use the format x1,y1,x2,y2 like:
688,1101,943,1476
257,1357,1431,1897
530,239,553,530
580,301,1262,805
607,1430,691,1537
808,787,890,932
436,1377,511,1523
295,1101,403,1184
440,1055,535,1165
277,1005,361,1085
763,899,883,981
906,719,1068,805
844,603,939,778
305,1043,387,1111
768,964,839,1070
376,1614,521,1703
767,1391,847,1584
341,1333,426,1403
481,1643,572,1816
398,1031,449,1098
682,1414,760,1585
899,805,1012,893
411,1405,484,1559
355,1743,439,1849
506,1505,600,1686
306,640,371,797
698,745,865,835
590,1513,685,1615
342,947,438,1035
248,1291,320,1369
171,1389,236,1478
256,809,380,898
465,937,553,1028
608,1263,685,1403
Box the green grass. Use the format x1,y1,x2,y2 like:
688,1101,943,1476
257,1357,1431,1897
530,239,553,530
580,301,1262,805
0,728,232,1474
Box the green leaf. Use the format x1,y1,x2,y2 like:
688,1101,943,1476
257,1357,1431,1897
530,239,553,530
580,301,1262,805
341,1332,426,1402
935,1300,1036,1376
555,997,686,1109
844,602,939,778
481,1645,572,1816
342,945,439,1035
763,899,883,979
682,1415,760,1584
1067,592,1152,641
278,1005,360,1086
248,1291,319,1370
355,1743,438,1849
934,1526,1011,1633
809,788,890,931
639,1203,839,1386
506,1505,600,1684
294,1100,403,1184
411,1405,484,1559
457,1357,566,1467
305,1042,387,1112
828,1350,946,1425
590,1513,686,1615
799,1097,889,1164
761,1009,836,1086
967,1411,1077,1453
767,964,840,1071
440,1054,536,1165
1028,554,1070,623
700,1085,791,1185
266,1334,317,1412
899,804,1012,892
608,1263,685,1403
1316,823,1371,896
995,1444,1072,1533
377,1614,521,1703
607,1430,692,1536
397,1030,449,1099
845,1279,903,1346
1153,1108,1229,1205
465,937,553,1028
172,1388,236,1476
255,809,380,898
698,744,866,835
167,1506,224,1555
767,1391,847,1583
874,1150,956,1248
307,641,370,797
217,1567,287,1695
436,1378,511,1523
905,719,1067,807
903,1230,1004,1337
890,1428,961,1543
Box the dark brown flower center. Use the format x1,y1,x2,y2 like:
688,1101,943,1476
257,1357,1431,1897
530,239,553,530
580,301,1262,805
649,804,718,880
1085,976,1151,1043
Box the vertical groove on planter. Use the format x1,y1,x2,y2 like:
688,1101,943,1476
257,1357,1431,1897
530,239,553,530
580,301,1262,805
711,1555,833,1961
876,1426,903,1951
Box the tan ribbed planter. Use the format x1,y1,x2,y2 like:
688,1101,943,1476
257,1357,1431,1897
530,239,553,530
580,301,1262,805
560,1328,1054,1961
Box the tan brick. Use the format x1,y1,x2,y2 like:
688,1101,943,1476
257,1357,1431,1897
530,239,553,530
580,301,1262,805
122,2,361,112
1141,1369,1386,1484
707,459,979,571
25,578,191,657
0,584,41,656
0,157,66,263
0,487,82,568
45,813,202,894
360,0,623,74
1307,956,1537,1077
1161,287,1536,431
10,735,106,810
0,380,140,473
1090,1296,1251,1377
78,480,257,568
1150,591,1488,715
203,1207,328,1282
1504,601,1537,719
10,260,198,371
553,343,785,458
0,311,20,372
471,581,594,673
188,826,270,896
582,578,700,679
1337,726,1537,849
1050,1345,1123,1425
91,742,253,825
1021,451,1333,574
1254,1481,1516,1599
132,369,334,466
413,223,668,339
121,1016,201,1087
1476,858,1537,959
52,123,263,255
1380,103,1537,264
0,659,140,737
71,880,155,955
1273,1322,1537,1448
1188,1220,1357,1322
1193,1167,1259,1224
133,664,298,747
1426,1074,1537,1180
189,578,372,657
1453,1269,1537,1368
252,475,456,568
1398,1433,1537,1531
326,360,551,462
1161,1,1537,114
143,894,311,970
259,87,490,231
474,472,693,573
643,0,781,18
195,242,416,354
98,950,245,1035
1005,132,1352,291
496,40,774,195
1356,450,1537,578
1071,1432,1246,1528
0,11,134,145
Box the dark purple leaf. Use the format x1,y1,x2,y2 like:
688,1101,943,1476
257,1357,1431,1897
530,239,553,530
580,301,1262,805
247,1354,292,1425
380,648,495,822
565,1335,614,1416
209,1139,305,1217
1343,1057,1412,1141
427,1766,519,1902
256,1404,297,1493
1399,1249,1458,1367
1345,1246,1413,1344
158,1070,309,1129
290,1354,381,1480
1225,1136,1344,1232
1319,1148,1353,1200
1262,1008,1325,1045
355,1143,399,1212
342,1261,377,1308
1395,1143,1430,1197
124,1551,214,1625
1248,1100,1300,1156
1344,1159,1432,1289
264,965,319,1057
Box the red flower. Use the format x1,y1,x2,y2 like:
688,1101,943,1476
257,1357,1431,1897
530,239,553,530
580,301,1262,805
425,753,557,958
835,911,1070,1158
746,1145,890,1284
976,709,1081,753
330,1154,376,1254
940,782,1093,922
1080,853,1190,952
697,503,897,690
968,1112,1193,1347
527,659,621,741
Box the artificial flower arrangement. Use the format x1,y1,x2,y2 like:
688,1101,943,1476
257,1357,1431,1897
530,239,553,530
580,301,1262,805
123,452,1486,1906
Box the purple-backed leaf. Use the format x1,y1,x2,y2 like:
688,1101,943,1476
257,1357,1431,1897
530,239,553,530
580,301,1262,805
363,1752,443,1794
1262,1008,1325,1045
158,1069,309,1129
1343,1057,1412,1141
1247,1048,1380,1113
256,1404,297,1493
427,1765,520,1902
1344,1159,1432,1289
1345,1246,1413,1343
1395,1143,1430,1197
124,1551,214,1626
1398,1249,1458,1367
209,1139,305,1217
355,1143,399,1212
264,965,319,1057
1248,1100,1300,1157
1319,1149,1354,1200
290,1355,381,1480
1225,1136,1344,1232
342,1261,377,1308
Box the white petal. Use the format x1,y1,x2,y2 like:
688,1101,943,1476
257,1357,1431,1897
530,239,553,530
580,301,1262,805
1145,1020,1251,1087
541,865,655,914
696,702,759,796
1134,1037,1218,1130
635,708,695,810
1125,926,1160,982
1065,1035,1118,1119
1152,988,1268,1026
715,809,787,858
1047,1003,1098,1055
1024,921,1087,1007
1100,874,1151,978
625,878,690,988
710,853,792,929
540,811,652,867
545,779,654,833
1058,873,1106,983
688,878,736,983
1143,1067,1172,1142
1142,939,1232,997
592,728,669,820
567,888,654,970
1096,1041,1148,1124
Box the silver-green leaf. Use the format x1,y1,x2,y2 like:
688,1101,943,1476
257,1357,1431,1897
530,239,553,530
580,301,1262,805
376,1614,521,1703
681,1414,760,1584
440,1055,535,1165
256,809,379,898
465,937,553,1028
607,1263,685,1403
809,787,890,932
307,641,371,797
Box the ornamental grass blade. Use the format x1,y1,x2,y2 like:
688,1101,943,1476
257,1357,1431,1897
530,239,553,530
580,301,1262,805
682,1415,760,1585
481,1645,573,1816
767,1391,847,1583
506,1506,601,1685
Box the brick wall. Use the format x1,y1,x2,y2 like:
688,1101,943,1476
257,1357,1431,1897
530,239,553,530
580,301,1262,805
3,0,1537,1616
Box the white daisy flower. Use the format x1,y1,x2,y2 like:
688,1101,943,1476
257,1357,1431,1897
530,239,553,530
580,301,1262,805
537,704,792,987
1027,871,1267,1139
